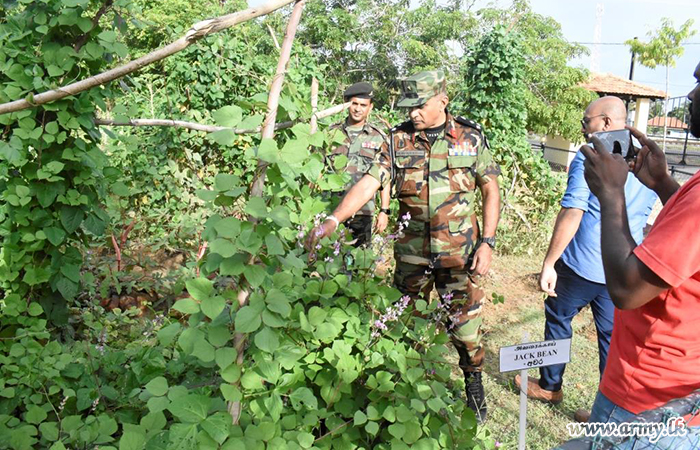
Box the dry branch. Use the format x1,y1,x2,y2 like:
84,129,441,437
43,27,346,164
228,0,307,425
0,0,297,116
310,77,319,134
93,101,350,133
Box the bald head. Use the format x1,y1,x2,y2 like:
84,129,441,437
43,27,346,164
582,96,628,136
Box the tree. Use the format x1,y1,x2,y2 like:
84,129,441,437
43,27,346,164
625,18,696,149
476,0,596,141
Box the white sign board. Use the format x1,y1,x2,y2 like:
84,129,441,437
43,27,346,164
499,338,571,373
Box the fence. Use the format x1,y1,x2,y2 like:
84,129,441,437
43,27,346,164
646,96,700,166
554,389,700,449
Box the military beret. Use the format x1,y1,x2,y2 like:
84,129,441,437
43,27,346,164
343,82,374,100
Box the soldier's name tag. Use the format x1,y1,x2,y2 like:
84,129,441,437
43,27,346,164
448,142,477,157
361,142,380,149
395,150,425,157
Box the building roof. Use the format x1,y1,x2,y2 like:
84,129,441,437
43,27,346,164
648,116,688,129
581,73,667,100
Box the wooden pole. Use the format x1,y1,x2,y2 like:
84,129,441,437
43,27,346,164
310,77,319,134
228,0,307,425
249,0,306,199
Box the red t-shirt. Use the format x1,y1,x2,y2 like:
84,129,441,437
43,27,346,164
600,172,700,424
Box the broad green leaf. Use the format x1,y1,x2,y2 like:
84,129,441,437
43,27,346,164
23,267,51,286
221,364,241,383
98,30,117,43
214,174,239,191
365,421,379,436
243,265,266,288
388,423,406,439
25,405,47,424
354,410,367,426
212,105,243,128
208,129,236,146
119,430,144,450
215,348,237,369
245,197,267,219
172,298,200,315
186,277,213,301
194,339,216,363
268,206,291,228
214,217,241,239
308,306,327,326
264,234,284,256
145,377,168,397
254,327,279,353
220,384,242,402
167,395,210,424
201,412,231,445
234,305,262,333
297,432,314,449
210,238,236,258
264,393,283,422
147,396,170,413
265,289,291,317
60,206,84,233
289,387,317,411
201,296,226,320
157,323,181,346
257,138,278,163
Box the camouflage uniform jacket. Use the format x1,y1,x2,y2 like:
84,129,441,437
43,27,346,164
327,120,387,216
367,113,500,269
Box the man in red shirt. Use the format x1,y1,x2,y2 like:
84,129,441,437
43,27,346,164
574,61,700,447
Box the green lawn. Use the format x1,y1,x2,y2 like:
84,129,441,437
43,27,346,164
451,253,604,449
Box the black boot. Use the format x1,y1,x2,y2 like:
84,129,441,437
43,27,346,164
465,371,487,424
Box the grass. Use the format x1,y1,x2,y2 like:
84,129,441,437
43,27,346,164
449,252,604,449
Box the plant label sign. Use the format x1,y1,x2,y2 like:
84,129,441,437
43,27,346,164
499,339,571,372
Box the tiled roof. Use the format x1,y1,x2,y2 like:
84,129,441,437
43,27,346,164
581,73,667,99
648,116,688,129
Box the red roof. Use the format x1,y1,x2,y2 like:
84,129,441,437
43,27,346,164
581,73,667,99
648,116,688,129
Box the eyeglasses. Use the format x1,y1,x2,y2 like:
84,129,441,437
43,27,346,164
581,114,608,128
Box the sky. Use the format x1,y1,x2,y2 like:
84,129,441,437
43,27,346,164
492,0,700,98
248,0,700,98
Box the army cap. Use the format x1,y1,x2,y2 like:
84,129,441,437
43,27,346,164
396,70,446,108
343,82,374,100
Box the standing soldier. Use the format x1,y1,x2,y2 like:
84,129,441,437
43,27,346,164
309,70,501,422
325,82,391,246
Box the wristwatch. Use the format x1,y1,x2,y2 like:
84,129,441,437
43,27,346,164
479,236,496,250
379,208,391,215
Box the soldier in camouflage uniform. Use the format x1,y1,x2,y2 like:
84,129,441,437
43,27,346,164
325,82,391,247
309,71,501,422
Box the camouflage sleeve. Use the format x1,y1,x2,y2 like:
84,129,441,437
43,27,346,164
366,140,392,190
475,134,500,180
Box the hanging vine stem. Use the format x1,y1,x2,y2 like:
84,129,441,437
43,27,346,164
0,0,297,115
227,0,307,425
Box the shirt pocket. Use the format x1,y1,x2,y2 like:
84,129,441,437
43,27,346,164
447,155,477,192
395,154,424,197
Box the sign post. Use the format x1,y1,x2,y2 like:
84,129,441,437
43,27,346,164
500,337,572,450
518,332,529,450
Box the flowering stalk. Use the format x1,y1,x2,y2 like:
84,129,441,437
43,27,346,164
370,295,411,339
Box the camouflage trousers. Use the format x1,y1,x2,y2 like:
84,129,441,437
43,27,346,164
345,215,372,248
394,260,486,373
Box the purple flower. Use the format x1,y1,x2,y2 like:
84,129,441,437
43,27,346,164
324,256,333,263
370,295,412,338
